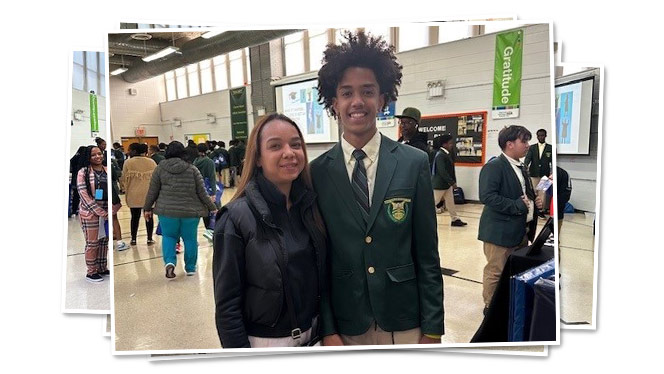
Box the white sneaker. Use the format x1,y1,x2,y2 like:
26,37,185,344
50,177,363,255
116,241,130,251
203,229,214,242
436,208,443,214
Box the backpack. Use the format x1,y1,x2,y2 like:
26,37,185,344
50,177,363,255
213,152,228,171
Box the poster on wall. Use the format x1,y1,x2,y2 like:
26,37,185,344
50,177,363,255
278,79,332,143
418,111,486,166
377,102,396,128
229,87,248,140
492,29,523,119
184,133,211,145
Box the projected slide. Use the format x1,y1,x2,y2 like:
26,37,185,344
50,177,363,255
557,90,575,145
277,79,334,143
555,76,594,155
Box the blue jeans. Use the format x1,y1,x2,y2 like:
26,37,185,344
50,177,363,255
158,215,200,273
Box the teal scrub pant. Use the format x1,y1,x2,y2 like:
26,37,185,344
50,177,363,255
158,215,200,273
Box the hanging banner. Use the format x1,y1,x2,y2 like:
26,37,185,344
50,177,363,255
89,91,99,133
492,30,523,119
229,87,248,140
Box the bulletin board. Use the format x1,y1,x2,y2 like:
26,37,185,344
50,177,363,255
417,111,487,166
184,133,211,145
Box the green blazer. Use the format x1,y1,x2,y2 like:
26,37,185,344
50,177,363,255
478,154,538,248
524,143,552,178
311,135,443,337
431,149,456,190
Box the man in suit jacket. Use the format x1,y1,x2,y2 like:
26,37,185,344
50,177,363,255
524,129,553,215
432,134,467,227
478,125,539,312
311,31,443,346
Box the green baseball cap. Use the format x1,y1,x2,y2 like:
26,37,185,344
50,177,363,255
395,107,421,124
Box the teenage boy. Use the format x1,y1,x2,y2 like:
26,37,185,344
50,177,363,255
477,125,540,313
311,31,443,346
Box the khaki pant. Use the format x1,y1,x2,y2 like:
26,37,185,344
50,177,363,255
341,321,422,345
482,236,528,307
219,169,231,188
434,187,459,221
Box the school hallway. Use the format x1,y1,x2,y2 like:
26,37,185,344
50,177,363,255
112,191,594,351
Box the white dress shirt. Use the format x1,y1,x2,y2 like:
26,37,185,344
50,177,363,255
341,130,382,207
538,142,546,158
502,152,534,223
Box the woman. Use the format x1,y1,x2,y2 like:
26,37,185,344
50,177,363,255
121,143,157,246
76,145,109,282
143,141,217,279
212,113,328,348
69,145,88,216
111,157,129,251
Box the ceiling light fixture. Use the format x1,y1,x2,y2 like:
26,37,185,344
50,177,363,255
201,30,227,39
142,46,180,62
110,67,128,75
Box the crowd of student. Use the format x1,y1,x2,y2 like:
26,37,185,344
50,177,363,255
69,136,247,282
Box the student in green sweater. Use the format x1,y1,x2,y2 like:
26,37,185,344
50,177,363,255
194,143,217,229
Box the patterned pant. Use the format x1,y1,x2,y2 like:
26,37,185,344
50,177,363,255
80,216,109,275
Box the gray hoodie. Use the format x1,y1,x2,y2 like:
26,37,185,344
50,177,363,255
143,157,217,218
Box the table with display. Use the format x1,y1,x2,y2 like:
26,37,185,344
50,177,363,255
471,243,555,343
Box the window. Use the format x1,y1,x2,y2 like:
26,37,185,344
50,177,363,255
483,22,515,35
73,52,85,90
308,29,328,71
200,60,213,94
74,51,85,65
335,28,354,45
165,71,176,101
363,27,391,44
398,25,429,52
72,51,105,96
284,32,305,76
229,50,244,87
176,67,188,98
245,48,251,84
213,55,228,90
86,52,98,72
438,22,472,44
187,63,200,96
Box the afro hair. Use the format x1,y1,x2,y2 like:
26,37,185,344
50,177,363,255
317,30,402,119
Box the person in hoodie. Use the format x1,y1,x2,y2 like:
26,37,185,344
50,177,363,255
193,142,218,229
143,141,218,279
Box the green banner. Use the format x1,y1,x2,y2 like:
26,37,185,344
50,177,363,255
89,92,99,133
492,30,523,119
229,87,248,140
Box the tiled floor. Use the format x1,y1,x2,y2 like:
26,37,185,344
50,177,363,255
64,215,111,312
111,189,595,351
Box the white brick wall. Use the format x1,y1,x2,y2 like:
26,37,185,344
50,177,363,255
108,75,168,144
70,89,107,158
159,86,255,144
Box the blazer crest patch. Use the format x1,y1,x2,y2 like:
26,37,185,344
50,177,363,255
384,197,412,223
